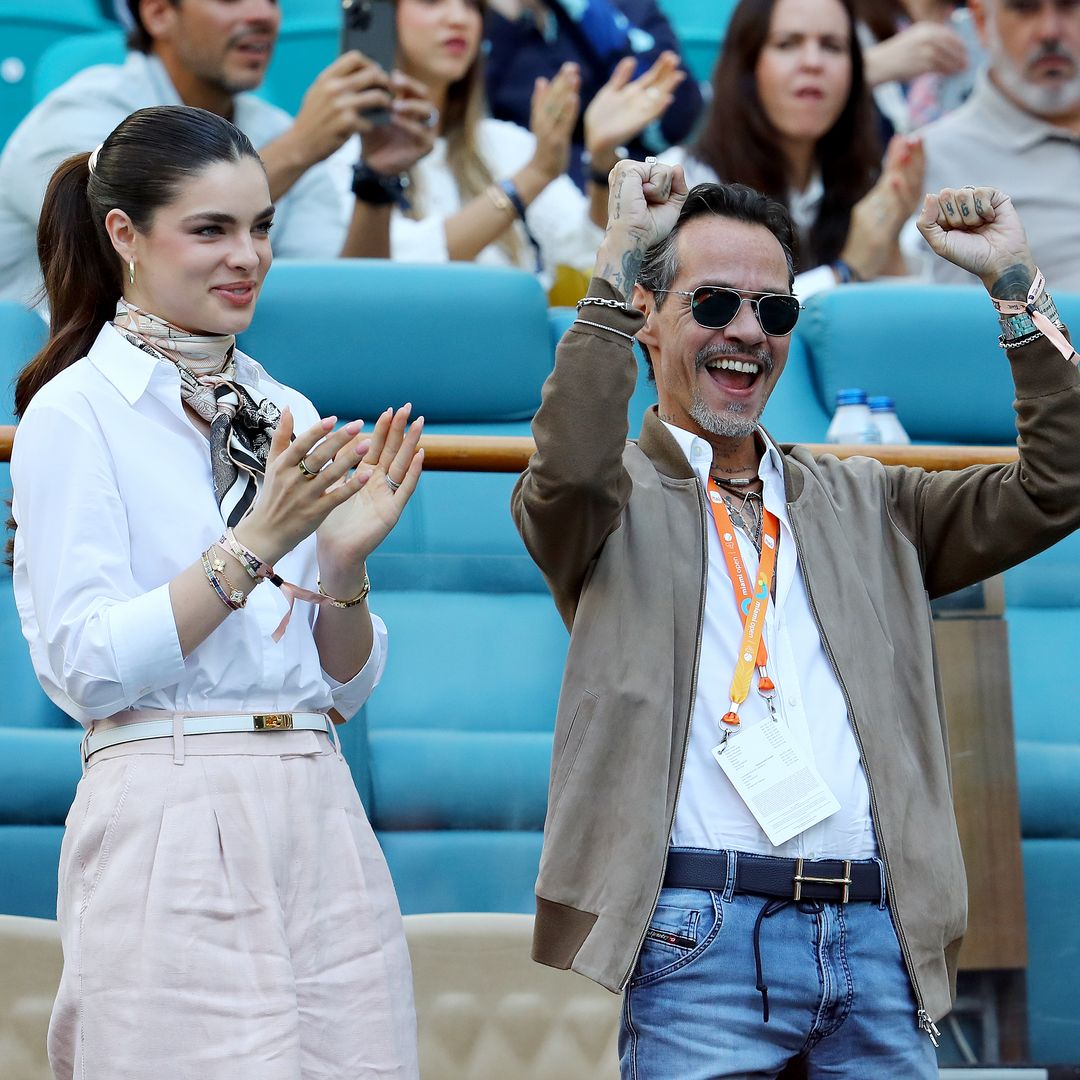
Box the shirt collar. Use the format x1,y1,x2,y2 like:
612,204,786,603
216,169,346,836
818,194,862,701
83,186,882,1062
87,322,261,405
659,419,785,490
968,67,1080,150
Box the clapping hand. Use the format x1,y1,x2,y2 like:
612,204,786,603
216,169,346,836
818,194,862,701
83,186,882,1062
529,62,582,183
584,52,686,175
316,404,425,577
916,186,1036,296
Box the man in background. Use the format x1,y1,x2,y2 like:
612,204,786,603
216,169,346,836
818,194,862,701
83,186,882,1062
914,0,1080,288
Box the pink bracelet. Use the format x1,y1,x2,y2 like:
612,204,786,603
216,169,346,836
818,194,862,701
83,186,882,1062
990,269,1077,365
219,529,331,642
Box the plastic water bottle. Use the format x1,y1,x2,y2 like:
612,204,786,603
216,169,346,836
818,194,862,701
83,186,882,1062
868,396,911,445
826,388,881,444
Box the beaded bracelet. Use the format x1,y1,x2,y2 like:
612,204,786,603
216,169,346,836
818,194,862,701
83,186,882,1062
317,571,371,609
202,547,247,610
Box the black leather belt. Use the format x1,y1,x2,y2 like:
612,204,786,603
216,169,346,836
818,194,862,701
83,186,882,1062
664,849,883,904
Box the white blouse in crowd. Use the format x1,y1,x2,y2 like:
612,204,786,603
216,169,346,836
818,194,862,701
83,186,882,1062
356,118,604,286
11,324,386,728
659,147,839,299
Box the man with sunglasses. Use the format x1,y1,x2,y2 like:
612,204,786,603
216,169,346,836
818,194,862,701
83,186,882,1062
513,161,1080,1077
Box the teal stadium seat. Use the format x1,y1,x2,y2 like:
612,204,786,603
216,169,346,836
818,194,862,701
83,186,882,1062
31,28,125,104
658,0,739,83
242,261,565,913
0,1,107,148
0,303,80,921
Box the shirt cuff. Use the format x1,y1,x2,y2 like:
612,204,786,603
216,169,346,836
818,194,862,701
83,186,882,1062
323,612,388,721
109,582,187,701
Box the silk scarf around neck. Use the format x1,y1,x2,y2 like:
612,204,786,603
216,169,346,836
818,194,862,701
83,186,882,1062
113,300,280,528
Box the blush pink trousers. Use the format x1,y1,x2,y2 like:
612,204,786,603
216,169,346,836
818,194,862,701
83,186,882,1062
48,729,418,1080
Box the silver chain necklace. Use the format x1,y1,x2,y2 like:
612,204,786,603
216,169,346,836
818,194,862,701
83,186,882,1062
720,489,764,551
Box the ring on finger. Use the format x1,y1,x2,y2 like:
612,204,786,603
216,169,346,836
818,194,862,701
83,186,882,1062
385,474,401,493
645,156,658,165
298,458,319,479
645,87,661,101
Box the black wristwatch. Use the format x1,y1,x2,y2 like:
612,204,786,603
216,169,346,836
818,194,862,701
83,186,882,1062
351,162,410,208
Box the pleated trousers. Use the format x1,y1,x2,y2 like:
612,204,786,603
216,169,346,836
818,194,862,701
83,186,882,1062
48,729,418,1080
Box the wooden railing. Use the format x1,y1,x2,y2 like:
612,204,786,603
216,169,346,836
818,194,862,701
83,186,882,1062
0,425,1019,471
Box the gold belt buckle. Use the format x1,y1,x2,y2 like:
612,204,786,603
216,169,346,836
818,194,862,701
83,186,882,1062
253,713,294,731
793,858,852,903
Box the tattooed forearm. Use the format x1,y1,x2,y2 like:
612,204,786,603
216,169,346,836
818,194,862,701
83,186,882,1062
989,262,1035,300
594,236,646,300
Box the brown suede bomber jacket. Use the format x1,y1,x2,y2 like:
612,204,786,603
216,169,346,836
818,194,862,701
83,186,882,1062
511,278,1080,1024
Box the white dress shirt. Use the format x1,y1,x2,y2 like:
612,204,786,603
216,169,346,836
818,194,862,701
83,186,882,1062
0,52,350,306
665,423,877,859
352,117,604,286
12,324,385,727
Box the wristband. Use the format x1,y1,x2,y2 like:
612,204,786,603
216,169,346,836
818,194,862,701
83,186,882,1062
352,162,411,209
990,268,1076,363
498,179,528,222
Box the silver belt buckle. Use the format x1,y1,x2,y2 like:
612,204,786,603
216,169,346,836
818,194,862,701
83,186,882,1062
793,858,852,903
253,713,294,731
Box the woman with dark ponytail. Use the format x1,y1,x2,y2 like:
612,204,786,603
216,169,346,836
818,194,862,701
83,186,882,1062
13,105,421,1079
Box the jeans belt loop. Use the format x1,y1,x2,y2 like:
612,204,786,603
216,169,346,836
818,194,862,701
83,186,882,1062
723,850,738,902
875,858,888,910
172,713,185,766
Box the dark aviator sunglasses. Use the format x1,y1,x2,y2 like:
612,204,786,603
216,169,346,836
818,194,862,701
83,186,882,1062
654,285,801,337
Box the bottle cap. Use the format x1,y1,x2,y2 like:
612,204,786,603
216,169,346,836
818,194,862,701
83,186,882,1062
868,396,895,412
835,388,867,407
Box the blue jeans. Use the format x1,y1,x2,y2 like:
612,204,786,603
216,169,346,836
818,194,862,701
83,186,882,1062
620,868,940,1079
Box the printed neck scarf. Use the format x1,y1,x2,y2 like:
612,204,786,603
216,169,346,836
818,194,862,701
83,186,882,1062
113,300,280,527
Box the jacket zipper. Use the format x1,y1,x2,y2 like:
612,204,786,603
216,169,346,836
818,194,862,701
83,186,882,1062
787,503,941,1048
619,481,710,989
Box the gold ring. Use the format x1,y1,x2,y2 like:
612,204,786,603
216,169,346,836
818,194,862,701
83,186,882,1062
298,458,318,479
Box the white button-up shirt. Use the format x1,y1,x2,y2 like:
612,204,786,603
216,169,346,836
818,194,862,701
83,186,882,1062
665,423,877,860
12,324,385,727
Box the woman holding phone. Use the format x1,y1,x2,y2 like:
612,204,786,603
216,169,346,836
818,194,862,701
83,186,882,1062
358,0,683,286
13,105,421,1079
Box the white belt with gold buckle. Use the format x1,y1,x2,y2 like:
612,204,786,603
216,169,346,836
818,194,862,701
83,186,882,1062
83,711,330,758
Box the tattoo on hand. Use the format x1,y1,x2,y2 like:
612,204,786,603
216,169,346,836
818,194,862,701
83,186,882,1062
960,203,970,217
990,263,1034,301
974,197,984,215
945,201,955,216
620,247,644,296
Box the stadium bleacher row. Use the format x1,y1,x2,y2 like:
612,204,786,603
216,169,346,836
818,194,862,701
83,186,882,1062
0,263,1078,1066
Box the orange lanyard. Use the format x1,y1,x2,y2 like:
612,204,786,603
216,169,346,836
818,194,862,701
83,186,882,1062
706,478,780,728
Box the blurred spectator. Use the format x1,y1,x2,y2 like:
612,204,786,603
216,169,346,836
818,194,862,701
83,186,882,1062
858,0,973,131
0,0,435,306
663,0,925,298
912,0,1080,289
483,0,704,187
373,0,681,288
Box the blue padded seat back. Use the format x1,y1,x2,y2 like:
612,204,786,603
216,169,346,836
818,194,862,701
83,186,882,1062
30,28,124,103
239,261,553,422
1006,608,1080,747
0,301,46,423
366,591,566,737
0,3,107,144
0,577,73,729
799,284,1080,444
761,332,830,444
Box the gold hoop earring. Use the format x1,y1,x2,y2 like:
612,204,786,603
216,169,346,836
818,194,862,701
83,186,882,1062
128,258,136,286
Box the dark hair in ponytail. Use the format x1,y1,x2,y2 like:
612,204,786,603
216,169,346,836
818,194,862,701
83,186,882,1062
16,105,259,419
